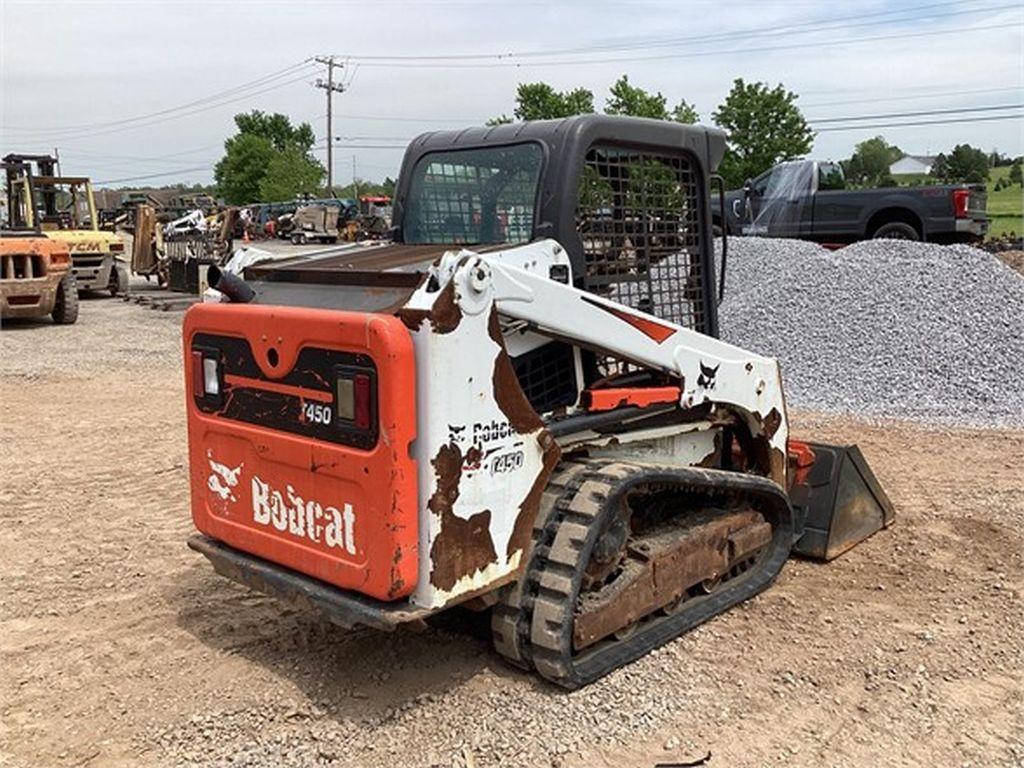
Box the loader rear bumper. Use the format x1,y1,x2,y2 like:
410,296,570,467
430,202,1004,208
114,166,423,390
188,534,433,631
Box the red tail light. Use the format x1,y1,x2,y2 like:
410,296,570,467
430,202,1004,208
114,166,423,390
353,373,371,430
952,189,970,218
336,367,376,435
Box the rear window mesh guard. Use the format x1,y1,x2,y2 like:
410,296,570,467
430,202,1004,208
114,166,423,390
575,145,705,334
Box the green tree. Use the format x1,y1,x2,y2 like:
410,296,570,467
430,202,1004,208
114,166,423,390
515,82,595,121
930,153,949,181
490,82,595,124
845,136,904,188
712,78,814,187
214,133,276,205
233,110,316,152
944,144,990,183
215,110,324,204
258,145,325,202
1009,160,1023,187
605,75,698,123
671,100,699,124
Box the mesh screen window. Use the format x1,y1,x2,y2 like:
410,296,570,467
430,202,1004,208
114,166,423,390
575,145,706,333
404,144,543,245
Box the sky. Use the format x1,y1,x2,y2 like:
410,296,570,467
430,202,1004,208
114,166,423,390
1,0,1021,189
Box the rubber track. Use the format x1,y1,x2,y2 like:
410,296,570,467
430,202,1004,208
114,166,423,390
495,459,794,689
491,461,591,670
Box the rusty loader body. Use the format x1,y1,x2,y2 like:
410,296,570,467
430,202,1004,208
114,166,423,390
184,116,893,687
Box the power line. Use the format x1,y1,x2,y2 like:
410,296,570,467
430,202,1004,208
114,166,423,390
1,61,316,134
4,70,321,143
815,112,1023,132
333,0,995,61
800,85,1023,108
55,144,225,163
811,103,1024,124
93,165,214,185
346,20,1017,69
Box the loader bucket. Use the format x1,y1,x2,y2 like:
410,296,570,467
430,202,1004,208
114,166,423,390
790,442,894,561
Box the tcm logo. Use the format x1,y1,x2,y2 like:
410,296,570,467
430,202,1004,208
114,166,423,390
251,476,356,555
206,452,355,554
69,241,103,252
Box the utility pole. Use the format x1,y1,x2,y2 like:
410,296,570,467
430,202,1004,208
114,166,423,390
352,156,358,199
314,56,346,195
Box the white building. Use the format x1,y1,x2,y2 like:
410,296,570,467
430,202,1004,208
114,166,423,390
890,155,937,176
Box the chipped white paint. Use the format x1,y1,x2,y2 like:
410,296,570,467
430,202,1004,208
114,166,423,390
470,240,789,481
402,239,789,609
404,254,550,610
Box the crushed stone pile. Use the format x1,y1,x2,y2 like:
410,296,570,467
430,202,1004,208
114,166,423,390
716,237,1024,427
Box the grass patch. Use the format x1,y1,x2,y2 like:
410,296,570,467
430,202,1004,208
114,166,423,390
891,167,1022,239
986,166,1023,239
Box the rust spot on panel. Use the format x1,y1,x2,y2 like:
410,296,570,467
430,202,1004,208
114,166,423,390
427,442,498,591
696,429,723,468
488,311,543,434
762,408,783,441
398,306,429,332
506,431,561,559
465,444,483,467
400,281,462,335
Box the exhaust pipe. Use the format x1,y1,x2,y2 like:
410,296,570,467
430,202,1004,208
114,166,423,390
208,264,254,304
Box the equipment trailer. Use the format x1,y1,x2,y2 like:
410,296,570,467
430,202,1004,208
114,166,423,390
184,116,893,688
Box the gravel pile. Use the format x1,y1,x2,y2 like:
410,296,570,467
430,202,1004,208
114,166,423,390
717,237,1024,428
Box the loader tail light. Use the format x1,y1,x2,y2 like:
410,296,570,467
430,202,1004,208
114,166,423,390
191,349,221,400
335,367,375,434
109,241,125,253
353,373,371,430
952,189,970,218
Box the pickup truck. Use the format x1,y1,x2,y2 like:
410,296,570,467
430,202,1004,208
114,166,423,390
713,159,988,243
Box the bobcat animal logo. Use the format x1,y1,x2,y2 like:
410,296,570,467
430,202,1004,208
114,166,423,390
207,453,243,502
697,361,720,390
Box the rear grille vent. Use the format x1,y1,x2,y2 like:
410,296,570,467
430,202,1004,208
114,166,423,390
1,253,45,280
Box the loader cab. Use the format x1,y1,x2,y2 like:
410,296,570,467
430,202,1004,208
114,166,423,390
393,115,725,339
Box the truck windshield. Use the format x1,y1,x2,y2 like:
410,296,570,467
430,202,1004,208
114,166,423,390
403,144,542,245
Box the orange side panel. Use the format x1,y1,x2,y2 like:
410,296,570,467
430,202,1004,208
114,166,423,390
583,386,682,412
183,303,418,601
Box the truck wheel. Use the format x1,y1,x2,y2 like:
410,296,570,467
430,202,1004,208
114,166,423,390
872,222,919,241
109,265,129,297
52,272,80,325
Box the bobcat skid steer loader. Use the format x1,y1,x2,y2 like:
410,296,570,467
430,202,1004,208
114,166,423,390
184,116,893,688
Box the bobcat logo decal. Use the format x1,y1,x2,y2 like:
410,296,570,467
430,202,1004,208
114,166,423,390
697,361,720,390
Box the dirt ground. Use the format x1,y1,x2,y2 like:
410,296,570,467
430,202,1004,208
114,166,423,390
1,290,1022,768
